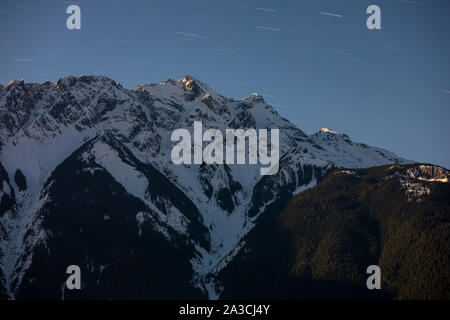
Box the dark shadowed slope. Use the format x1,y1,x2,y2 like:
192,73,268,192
14,136,207,299
217,164,449,300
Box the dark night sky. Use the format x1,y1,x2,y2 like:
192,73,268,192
1,0,449,167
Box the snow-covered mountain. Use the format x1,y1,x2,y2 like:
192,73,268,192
0,75,411,299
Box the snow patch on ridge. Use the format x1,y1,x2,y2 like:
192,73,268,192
0,126,97,198
86,140,190,237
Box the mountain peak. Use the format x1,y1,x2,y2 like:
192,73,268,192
178,74,204,88
7,79,25,87
319,128,342,135
179,74,195,83
178,74,201,94
311,127,353,144
243,92,265,104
